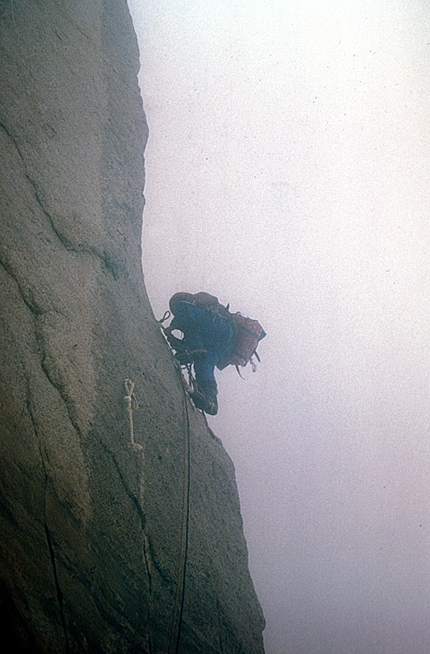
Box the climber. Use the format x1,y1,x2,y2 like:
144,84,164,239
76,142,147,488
163,292,236,415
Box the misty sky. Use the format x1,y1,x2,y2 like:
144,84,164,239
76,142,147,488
127,1,430,652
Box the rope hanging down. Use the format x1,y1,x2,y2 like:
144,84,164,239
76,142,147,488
168,377,191,654
126,322,192,653
157,316,193,654
124,379,142,451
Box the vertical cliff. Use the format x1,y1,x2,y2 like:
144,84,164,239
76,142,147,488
0,1,265,652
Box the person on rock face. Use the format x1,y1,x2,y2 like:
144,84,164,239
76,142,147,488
163,292,236,415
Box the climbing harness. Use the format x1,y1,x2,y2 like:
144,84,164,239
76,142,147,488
158,312,203,413
124,379,142,451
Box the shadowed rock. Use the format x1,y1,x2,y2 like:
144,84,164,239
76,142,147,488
0,1,265,652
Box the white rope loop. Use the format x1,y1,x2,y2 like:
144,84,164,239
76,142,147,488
124,379,142,451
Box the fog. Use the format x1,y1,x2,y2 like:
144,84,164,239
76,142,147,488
128,1,430,652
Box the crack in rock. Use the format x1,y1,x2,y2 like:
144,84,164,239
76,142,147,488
26,397,70,654
0,120,119,277
0,257,85,441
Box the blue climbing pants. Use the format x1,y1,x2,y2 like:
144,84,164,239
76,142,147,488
170,301,235,386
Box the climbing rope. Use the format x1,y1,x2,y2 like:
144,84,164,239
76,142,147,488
123,362,191,652
163,340,193,654
152,314,196,652
157,310,171,324
167,382,191,654
124,379,142,451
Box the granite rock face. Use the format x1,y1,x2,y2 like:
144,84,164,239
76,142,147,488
0,1,265,652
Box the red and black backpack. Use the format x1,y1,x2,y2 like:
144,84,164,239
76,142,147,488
218,312,266,374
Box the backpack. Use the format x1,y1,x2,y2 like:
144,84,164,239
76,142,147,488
217,312,266,373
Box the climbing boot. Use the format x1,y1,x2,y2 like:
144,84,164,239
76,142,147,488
189,381,218,415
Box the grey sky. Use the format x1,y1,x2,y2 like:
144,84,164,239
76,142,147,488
128,1,430,652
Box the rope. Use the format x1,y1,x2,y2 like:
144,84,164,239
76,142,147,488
123,356,191,651
156,316,194,651
124,379,142,451
157,310,171,324
168,362,192,654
